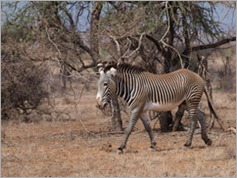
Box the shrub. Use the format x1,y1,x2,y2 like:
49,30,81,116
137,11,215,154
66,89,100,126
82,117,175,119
1,54,50,121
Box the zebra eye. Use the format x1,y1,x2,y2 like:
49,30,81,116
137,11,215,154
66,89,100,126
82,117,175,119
103,82,108,86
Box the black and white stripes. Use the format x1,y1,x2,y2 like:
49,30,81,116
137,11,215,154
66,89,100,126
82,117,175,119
96,63,212,152
111,64,205,112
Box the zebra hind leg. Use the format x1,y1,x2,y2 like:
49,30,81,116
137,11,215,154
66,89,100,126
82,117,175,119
140,114,157,150
196,109,212,146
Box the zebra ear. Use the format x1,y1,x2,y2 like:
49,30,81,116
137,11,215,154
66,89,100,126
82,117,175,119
109,67,117,76
106,67,117,77
99,69,105,76
98,67,104,73
97,63,104,73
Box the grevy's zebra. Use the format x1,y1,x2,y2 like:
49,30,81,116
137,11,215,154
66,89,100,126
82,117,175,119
96,63,212,153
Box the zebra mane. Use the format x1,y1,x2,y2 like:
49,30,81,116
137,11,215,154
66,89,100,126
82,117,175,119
104,63,146,74
118,63,146,73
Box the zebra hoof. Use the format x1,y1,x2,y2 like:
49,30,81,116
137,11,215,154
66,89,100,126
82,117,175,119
184,142,191,147
117,147,124,154
150,146,157,152
205,138,212,146
150,142,157,151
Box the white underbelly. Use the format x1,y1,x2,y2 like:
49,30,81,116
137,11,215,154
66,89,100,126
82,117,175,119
144,100,184,112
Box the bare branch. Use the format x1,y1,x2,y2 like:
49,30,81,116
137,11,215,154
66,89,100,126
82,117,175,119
45,28,62,56
192,37,236,51
108,34,122,57
145,34,164,54
125,33,145,58
119,33,145,62
159,1,184,68
119,38,132,62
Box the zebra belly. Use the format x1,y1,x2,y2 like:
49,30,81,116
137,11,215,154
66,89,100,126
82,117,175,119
144,100,184,112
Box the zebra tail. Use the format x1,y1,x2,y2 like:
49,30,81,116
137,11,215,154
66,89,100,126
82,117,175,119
204,85,226,131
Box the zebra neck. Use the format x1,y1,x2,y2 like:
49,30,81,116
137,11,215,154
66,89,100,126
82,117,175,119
115,75,137,106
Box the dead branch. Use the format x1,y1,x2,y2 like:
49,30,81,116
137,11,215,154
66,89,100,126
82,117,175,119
107,32,145,63
108,34,122,57
159,1,184,68
121,33,145,59
192,37,236,51
45,27,62,56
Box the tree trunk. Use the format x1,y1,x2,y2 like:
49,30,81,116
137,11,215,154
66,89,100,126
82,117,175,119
90,2,103,63
159,112,173,132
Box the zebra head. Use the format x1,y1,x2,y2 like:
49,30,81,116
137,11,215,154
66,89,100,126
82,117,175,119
96,65,117,110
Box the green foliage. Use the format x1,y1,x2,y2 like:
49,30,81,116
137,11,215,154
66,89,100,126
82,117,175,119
1,2,36,42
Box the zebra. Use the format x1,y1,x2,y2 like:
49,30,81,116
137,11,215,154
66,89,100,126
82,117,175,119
96,63,212,153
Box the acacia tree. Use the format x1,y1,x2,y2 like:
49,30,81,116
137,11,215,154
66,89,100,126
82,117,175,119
99,2,236,69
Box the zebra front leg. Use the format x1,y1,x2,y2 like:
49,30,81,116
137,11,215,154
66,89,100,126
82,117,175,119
140,114,157,150
184,109,197,147
196,109,212,146
118,107,142,154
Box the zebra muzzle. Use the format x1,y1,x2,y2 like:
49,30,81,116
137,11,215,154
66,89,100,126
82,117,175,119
96,103,108,110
